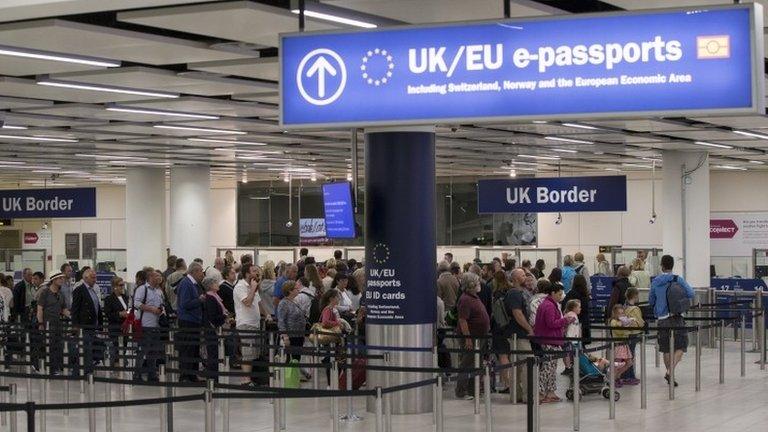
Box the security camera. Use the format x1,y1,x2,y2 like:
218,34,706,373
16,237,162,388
649,213,657,224
285,220,293,228
554,213,563,225
450,126,458,133
41,222,49,230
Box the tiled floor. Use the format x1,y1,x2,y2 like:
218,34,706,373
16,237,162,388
0,341,765,431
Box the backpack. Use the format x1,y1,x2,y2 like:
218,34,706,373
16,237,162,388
491,294,510,329
666,276,691,316
301,291,322,324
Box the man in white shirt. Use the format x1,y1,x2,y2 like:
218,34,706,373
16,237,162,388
234,263,269,386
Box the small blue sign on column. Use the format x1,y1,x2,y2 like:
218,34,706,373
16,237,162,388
478,176,627,213
0,188,96,218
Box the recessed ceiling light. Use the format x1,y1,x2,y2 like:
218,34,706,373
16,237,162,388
508,169,517,178
37,78,178,98
532,120,547,124
0,134,77,143
733,130,768,140
155,125,246,135
604,168,622,172
562,122,599,130
518,154,560,160
290,9,377,28
106,106,219,120
544,136,593,144
694,141,733,149
551,148,578,154
0,44,120,67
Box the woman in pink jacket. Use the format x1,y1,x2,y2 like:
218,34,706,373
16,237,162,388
534,281,575,403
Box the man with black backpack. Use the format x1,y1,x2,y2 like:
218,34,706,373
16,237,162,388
649,255,695,387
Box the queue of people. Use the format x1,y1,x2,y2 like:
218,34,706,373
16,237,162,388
438,250,694,404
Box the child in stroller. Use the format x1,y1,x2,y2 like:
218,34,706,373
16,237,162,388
566,350,632,401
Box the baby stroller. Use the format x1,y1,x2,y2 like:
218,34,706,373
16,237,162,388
565,351,620,401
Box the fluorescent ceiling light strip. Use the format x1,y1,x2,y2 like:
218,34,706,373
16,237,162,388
604,168,622,172
715,164,747,171
267,167,315,172
213,147,280,154
544,136,593,144
75,153,147,160
1,125,27,130
518,154,560,160
749,160,766,164
694,141,733,149
32,170,61,174
641,157,662,162
733,130,768,140
290,9,377,28
106,106,219,120
0,134,77,142
188,138,266,145
551,148,578,154
561,122,599,130
622,163,652,169
156,125,245,135
37,79,178,98
110,160,170,166
0,45,120,67
0,160,25,165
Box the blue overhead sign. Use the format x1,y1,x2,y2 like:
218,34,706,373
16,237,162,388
322,182,356,239
281,4,763,128
478,176,627,213
0,188,96,218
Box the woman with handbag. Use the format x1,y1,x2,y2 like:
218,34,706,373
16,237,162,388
276,281,307,362
103,276,129,367
202,275,228,376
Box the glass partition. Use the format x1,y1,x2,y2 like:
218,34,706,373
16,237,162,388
476,247,518,265
753,249,768,281
518,248,562,271
215,248,257,265
345,247,365,263
711,256,752,278
0,249,46,280
254,247,296,266
611,247,661,276
94,249,127,274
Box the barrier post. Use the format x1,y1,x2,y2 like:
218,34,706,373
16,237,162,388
24,401,34,432
758,288,766,370
719,320,725,384
165,333,174,431
312,327,320,390
9,383,17,432
87,373,96,432
436,376,444,432
222,347,230,432
279,348,286,431
573,343,580,431
341,336,362,422
526,358,534,432
432,345,438,425
532,360,540,432
375,387,383,432
24,332,31,402
741,313,746,377
205,379,215,432
510,334,517,404
106,371,113,432
272,369,280,432
79,328,85,394
668,329,675,400
695,325,702,392
484,363,492,432
608,342,615,419
640,335,647,410
0,344,6,427
753,292,759,352
708,288,716,347
38,359,45,432
383,351,392,432
331,357,339,432
473,339,480,415
118,335,126,402
159,365,167,432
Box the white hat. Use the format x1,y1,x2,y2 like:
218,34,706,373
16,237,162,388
47,271,65,283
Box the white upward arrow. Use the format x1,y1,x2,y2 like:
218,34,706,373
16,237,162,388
306,56,337,98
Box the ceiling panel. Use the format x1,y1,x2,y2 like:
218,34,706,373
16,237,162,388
50,67,274,96
689,116,768,130
0,95,52,110
119,96,277,118
0,54,105,76
233,92,280,104
119,1,337,48
188,57,279,81
662,130,744,141
0,76,157,103
3,112,103,127
0,19,248,65
327,0,549,23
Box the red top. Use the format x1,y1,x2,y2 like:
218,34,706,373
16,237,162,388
321,306,340,328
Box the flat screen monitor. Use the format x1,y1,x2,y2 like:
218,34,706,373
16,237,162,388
322,181,356,239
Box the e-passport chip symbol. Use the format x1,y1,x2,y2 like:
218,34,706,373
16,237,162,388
697,35,730,59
